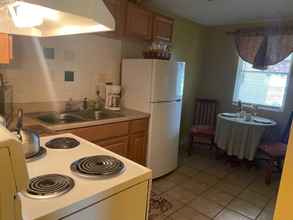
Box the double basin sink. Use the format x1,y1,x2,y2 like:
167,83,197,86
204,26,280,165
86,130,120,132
36,110,125,125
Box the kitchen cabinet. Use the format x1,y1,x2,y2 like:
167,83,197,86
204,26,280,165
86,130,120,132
57,118,149,166
152,14,174,42
101,0,127,38
62,122,129,141
128,132,147,165
0,33,13,64
100,1,174,42
128,119,148,165
96,136,128,157
125,2,153,41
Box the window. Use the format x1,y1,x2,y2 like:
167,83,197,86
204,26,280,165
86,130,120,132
233,55,292,110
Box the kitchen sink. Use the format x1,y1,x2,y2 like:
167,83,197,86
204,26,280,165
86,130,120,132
37,113,87,124
74,110,124,120
36,110,125,125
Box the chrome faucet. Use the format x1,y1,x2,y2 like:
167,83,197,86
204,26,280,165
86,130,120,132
65,98,73,112
82,98,88,110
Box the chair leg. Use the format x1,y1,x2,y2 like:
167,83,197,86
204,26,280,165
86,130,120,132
265,158,274,185
187,135,194,156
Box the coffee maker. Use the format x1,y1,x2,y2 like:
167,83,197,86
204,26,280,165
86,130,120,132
105,85,121,111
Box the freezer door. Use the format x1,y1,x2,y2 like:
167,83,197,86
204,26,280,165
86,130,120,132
151,61,185,102
121,59,153,113
147,100,182,178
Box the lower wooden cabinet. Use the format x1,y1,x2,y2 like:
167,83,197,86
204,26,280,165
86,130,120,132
57,118,149,166
128,132,147,165
95,136,128,157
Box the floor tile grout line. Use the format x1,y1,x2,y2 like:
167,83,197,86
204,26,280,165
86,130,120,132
166,158,247,218
153,150,279,220
221,207,254,220
186,198,226,219
211,169,258,219
254,194,276,220
213,173,273,220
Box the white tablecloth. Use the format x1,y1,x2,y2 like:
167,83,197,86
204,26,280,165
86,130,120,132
215,113,276,161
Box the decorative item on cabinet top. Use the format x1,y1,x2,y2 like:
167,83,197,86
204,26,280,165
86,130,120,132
143,41,171,60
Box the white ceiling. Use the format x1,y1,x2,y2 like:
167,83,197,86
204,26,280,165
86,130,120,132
147,0,293,26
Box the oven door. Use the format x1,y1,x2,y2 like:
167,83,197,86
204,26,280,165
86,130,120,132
62,181,149,220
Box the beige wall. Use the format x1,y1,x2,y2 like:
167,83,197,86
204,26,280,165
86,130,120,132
1,14,206,143
0,34,122,103
198,27,293,136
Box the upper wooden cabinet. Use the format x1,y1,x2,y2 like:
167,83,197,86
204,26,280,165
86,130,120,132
152,14,174,42
125,2,153,41
0,33,13,64
100,1,174,42
101,0,127,38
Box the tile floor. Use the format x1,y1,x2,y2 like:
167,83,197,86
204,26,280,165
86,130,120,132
151,147,280,220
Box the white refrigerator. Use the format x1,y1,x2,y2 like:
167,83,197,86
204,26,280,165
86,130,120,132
122,59,185,178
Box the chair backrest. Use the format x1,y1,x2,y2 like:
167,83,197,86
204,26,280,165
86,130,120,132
193,98,218,127
282,111,293,144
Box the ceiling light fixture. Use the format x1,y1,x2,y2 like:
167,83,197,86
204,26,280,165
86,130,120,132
8,2,43,27
0,0,115,37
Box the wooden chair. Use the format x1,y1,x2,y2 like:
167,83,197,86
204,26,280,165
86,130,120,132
258,112,293,185
188,98,218,155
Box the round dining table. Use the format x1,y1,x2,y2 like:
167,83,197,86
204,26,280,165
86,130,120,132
215,113,276,161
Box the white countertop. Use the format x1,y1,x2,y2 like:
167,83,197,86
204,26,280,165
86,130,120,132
21,133,152,220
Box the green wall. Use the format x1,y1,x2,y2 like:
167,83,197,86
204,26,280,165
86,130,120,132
171,17,206,144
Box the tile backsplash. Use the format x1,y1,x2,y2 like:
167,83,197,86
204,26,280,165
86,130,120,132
0,34,122,103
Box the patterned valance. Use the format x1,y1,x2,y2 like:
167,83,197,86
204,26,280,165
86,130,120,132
232,26,293,70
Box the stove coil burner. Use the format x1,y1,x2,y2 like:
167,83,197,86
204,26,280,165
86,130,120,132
71,155,125,178
45,137,80,149
26,147,47,162
25,174,75,199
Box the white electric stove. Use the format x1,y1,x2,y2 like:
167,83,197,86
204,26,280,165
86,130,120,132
20,133,152,220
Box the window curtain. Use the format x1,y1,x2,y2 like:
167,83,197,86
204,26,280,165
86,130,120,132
233,26,293,70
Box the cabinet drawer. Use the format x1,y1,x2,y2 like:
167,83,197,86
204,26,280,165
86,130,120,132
95,136,128,157
130,119,148,134
62,122,129,142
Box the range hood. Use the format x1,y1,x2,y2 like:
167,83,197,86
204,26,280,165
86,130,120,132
0,0,115,37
